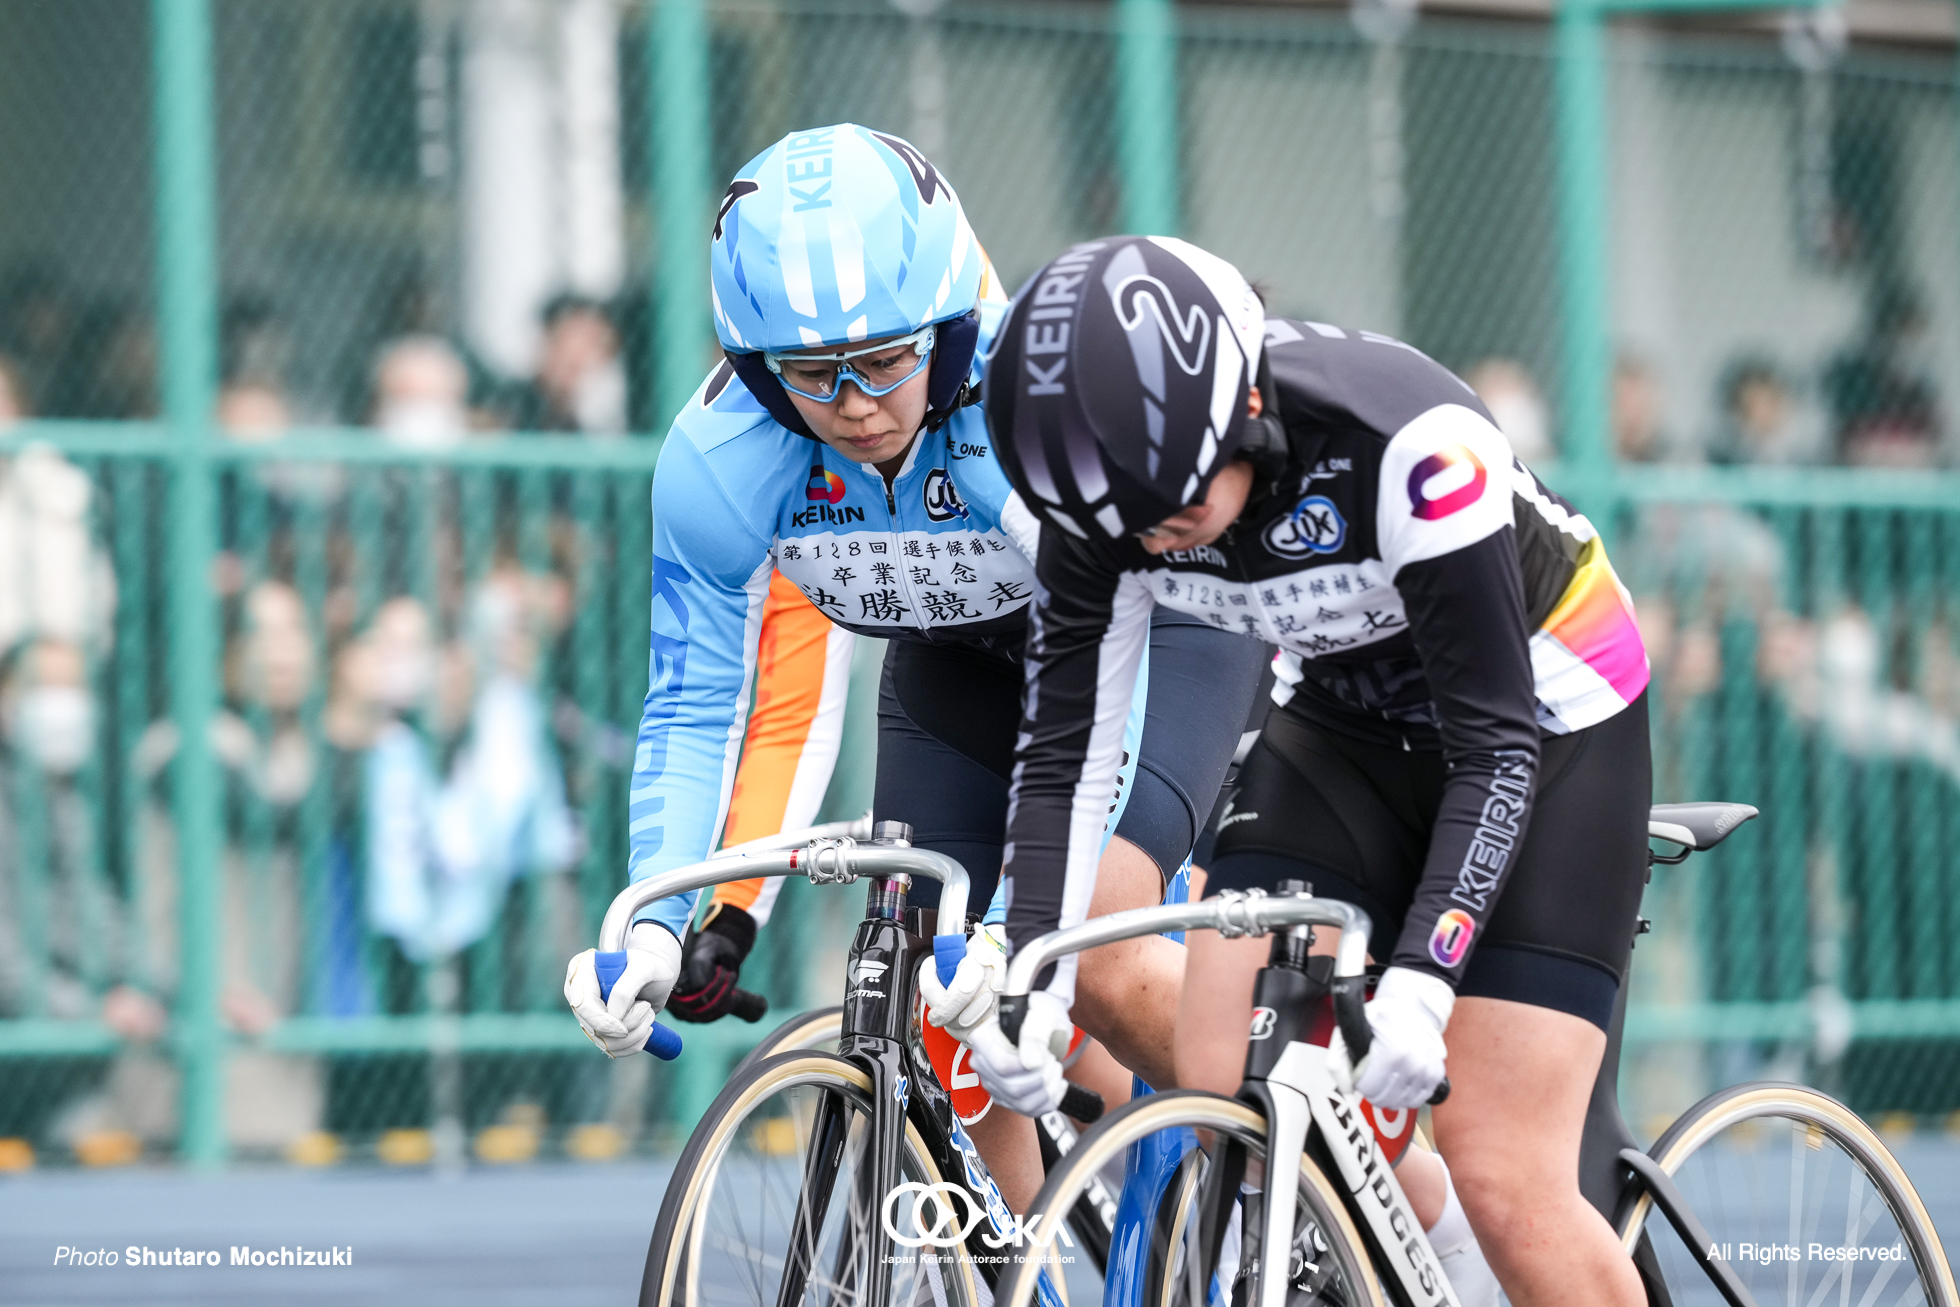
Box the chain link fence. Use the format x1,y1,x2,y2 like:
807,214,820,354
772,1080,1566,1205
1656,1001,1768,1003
0,0,1956,1167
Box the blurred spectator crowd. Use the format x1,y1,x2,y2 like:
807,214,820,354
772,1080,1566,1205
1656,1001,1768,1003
0,259,642,443
0,258,639,1156
1459,280,1949,472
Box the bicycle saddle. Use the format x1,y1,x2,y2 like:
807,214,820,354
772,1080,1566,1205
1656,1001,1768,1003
1648,802,1759,850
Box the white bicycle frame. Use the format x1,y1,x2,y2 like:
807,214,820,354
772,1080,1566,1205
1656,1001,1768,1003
1000,891,1461,1307
1259,1035,1459,1307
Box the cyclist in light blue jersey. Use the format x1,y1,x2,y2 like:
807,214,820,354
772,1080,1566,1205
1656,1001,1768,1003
563,125,1273,1210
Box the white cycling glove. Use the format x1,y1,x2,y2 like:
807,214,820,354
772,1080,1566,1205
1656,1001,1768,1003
917,923,1007,1044
967,991,1072,1117
564,922,684,1058
1327,967,1453,1110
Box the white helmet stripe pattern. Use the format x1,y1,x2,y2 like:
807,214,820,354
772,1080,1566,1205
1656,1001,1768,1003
710,123,983,355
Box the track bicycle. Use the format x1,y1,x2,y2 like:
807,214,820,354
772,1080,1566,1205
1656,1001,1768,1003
993,802,1958,1307
591,821,1106,1307
726,998,1121,1278
718,847,1220,1274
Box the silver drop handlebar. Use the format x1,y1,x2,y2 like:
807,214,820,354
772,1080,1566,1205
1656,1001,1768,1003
707,815,877,861
1001,891,1370,999
597,821,973,952
997,890,1380,1064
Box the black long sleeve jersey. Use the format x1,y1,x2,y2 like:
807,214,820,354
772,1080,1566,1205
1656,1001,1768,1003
1001,319,1652,1002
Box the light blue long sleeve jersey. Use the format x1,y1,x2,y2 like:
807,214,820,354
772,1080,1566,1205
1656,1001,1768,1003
629,299,1154,938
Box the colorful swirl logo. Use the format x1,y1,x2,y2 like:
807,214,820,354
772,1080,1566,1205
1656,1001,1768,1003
1406,444,1487,521
1429,909,1476,968
806,465,847,504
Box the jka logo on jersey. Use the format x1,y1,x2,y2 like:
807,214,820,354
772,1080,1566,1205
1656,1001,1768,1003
1264,494,1346,559
923,468,969,522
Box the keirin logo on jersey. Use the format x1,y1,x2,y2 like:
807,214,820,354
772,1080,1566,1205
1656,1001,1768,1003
806,464,847,503
1109,274,1212,377
1407,443,1487,520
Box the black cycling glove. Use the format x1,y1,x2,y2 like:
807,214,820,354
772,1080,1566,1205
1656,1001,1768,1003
666,903,769,1024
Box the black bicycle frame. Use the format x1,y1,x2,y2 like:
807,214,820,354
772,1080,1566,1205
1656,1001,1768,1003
772,877,1066,1307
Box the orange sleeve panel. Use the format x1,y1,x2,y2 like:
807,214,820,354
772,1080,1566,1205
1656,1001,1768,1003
709,571,856,927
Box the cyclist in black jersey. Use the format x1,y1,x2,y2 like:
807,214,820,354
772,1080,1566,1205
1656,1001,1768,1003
970,236,1653,1307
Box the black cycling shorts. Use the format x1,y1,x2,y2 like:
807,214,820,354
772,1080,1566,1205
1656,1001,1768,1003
1206,691,1652,1030
876,610,1272,912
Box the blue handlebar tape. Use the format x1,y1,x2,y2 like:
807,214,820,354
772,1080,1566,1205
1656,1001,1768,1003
593,950,683,1061
933,934,966,987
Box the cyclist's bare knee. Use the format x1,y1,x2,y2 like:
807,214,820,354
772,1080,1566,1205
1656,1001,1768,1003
1431,998,1642,1305
1076,838,1162,1006
1173,930,1266,1096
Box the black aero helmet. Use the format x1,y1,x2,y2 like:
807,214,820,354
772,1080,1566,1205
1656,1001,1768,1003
987,236,1267,541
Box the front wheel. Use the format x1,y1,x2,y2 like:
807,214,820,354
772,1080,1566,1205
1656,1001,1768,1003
997,1089,1385,1307
730,1005,844,1078
642,1050,979,1307
1617,1081,1958,1306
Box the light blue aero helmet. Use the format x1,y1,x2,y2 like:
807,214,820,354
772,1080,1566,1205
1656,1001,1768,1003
709,123,986,435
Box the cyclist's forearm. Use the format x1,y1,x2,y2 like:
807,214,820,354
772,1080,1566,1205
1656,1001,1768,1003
1391,532,1542,986
1000,554,1153,995
627,560,771,923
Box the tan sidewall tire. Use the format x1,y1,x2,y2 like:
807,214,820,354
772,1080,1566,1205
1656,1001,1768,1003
998,1091,1386,1307
1615,1083,1958,1306
648,1050,978,1307
732,1007,845,1078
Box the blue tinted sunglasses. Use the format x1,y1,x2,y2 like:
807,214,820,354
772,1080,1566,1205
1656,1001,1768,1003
764,326,936,402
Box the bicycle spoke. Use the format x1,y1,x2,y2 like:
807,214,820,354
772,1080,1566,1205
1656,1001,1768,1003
779,1087,853,1307
1005,1094,1379,1307
654,1054,974,1307
1635,1097,1943,1307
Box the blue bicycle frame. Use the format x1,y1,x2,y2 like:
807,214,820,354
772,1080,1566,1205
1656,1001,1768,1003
1101,860,1232,1307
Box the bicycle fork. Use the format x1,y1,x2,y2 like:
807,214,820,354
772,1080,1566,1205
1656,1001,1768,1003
1240,961,1461,1307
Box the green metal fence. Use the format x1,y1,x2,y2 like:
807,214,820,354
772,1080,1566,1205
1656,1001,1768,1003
0,0,1957,1168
